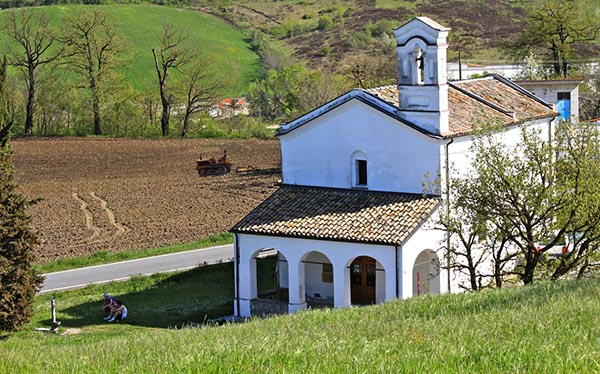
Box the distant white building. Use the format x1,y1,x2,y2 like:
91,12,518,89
447,62,522,80
231,17,558,318
514,79,582,123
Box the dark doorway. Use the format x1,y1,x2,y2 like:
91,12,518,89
350,256,376,304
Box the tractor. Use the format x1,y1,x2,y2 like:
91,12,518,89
196,150,231,176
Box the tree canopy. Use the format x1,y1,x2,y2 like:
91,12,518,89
505,0,600,77
0,57,42,331
443,121,600,288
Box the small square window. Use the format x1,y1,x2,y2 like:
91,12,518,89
557,92,570,101
357,160,367,186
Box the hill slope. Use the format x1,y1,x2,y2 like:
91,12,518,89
0,5,261,95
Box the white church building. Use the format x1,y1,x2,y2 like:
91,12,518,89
231,17,558,317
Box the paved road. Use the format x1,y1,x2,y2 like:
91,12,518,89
40,244,234,294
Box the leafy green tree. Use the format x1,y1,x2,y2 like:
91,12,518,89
454,122,600,285
248,64,304,121
0,57,43,331
505,0,600,77
248,64,350,121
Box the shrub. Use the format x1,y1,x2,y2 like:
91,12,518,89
317,15,334,31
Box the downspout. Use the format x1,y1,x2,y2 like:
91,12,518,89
234,233,240,318
444,137,454,292
395,245,399,298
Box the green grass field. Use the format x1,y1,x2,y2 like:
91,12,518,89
0,4,261,96
2,268,599,372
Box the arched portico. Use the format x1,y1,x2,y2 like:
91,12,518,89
235,234,401,317
412,249,441,296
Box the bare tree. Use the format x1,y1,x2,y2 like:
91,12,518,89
152,23,194,137
4,9,62,136
62,9,120,136
180,60,221,138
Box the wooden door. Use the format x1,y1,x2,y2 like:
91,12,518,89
350,256,376,304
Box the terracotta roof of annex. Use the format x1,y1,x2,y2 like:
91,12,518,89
231,184,440,246
365,74,557,138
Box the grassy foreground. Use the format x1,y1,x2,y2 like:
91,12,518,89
2,270,600,372
36,232,233,274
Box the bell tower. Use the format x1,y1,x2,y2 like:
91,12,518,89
394,17,450,135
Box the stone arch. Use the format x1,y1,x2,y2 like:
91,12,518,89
412,249,440,296
249,248,290,316
300,250,334,308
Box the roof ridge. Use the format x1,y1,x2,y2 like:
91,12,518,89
281,183,440,199
364,84,397,92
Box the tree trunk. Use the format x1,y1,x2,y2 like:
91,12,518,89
90,79,102,136
160,90,170,137
181,110,191,138
467,251,478,291
152,48,170,137
25,68,35,136
521,252,539,285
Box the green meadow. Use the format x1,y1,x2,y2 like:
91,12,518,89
2,264,599,373
0,4,261,96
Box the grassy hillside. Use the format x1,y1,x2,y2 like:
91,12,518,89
2,265,599,372
0,5,261,96
204,0,599,77
209,0,530,69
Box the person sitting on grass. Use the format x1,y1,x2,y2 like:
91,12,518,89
105,300,127,322
101,293,116,313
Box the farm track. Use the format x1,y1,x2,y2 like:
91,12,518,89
70,192,128,248
12,138,281,263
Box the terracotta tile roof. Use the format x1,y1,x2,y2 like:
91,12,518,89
365,75,557,138
231,185,440,245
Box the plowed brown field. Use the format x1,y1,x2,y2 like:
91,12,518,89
12,138,281,264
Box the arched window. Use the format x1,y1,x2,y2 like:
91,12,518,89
351,151,368,188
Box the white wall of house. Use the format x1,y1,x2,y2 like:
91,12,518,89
516,81,580,123
280,99,441,194
441,118,554,185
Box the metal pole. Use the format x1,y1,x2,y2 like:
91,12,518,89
458,51,462,81
51,298,56,324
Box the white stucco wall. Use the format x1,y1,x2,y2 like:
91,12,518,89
279,99,441,194
442,118,554,184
